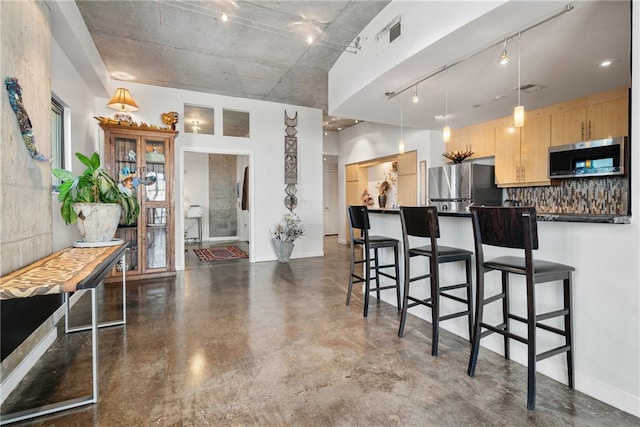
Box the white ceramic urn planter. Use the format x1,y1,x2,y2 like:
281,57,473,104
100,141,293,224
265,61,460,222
73,203,121,243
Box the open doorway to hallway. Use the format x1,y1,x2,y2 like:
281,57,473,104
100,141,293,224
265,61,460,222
323,155,339,236
179,149,252,269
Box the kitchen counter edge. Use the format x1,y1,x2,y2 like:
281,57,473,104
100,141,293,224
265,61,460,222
367,208,631,224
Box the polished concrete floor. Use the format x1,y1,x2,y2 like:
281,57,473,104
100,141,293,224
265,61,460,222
2,237,638,426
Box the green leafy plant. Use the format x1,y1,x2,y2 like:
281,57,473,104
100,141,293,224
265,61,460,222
52,152,140,225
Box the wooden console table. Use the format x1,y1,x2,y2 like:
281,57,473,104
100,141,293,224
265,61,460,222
0,243,127,425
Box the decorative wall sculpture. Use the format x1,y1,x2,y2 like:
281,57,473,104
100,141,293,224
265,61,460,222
4,77,50,161
284,111,298,211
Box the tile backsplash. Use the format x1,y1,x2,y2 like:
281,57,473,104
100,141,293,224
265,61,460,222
506,177,629,215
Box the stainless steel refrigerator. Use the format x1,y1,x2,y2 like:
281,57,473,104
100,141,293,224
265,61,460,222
428,163,503,212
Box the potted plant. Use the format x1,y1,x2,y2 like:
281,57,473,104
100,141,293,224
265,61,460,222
52,152,139,243
270,212,305,262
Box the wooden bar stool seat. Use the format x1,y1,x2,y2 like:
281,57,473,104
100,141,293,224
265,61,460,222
467,206,575,410
398,206,473,356
346,205,401,317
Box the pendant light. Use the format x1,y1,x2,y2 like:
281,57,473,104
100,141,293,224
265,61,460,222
499,38,509,65
398,93,405,154
412,85,419,103
514,32,524,128
443,66,451,143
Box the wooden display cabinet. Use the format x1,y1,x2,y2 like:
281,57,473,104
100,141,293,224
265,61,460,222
101,123,178,282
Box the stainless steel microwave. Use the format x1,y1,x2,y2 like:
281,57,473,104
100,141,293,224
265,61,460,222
548,137,627,179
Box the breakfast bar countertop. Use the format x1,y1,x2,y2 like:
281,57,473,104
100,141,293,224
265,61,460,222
367,208,631,224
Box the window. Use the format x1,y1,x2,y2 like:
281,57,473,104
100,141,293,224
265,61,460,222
184,104,215,135
51,97,64,188
223,109,250,137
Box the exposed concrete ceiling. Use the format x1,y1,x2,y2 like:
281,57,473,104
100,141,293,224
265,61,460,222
75,0,390,132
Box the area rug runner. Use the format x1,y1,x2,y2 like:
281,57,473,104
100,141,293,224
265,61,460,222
194,246,248,262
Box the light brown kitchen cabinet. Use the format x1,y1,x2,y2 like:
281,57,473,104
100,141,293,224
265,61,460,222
396,150,417,206
551,87,628,146
447,123,495,159
494,112,551,187
101,123,178,282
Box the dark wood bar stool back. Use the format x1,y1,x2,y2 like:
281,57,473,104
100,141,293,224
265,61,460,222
467,206,575,410
346,205,401,317
398,206,473,356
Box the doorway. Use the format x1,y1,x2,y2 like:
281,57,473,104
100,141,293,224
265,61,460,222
176,147,254,270
323,155,339,235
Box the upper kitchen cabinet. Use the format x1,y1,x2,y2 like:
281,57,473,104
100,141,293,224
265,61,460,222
396,150,417,206
551,87,629,146
495,111,551,187
447,122,495,159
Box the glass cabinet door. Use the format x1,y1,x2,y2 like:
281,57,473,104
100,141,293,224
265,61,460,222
113,134,140,274
143,138,167,202
145,207,168,269
113,135,140,183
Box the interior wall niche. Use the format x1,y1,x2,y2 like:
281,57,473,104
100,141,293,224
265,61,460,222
184,104,214,135
223,109,250,137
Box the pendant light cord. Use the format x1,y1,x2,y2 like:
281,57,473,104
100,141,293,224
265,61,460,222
517,31,521,106
400,94,404,141
445,66,448,127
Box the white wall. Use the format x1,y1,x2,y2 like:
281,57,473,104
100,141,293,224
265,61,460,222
236,155,250,242
50,39,100,250
93,81,324,268
323,130,339,155
329,1,506,116
183,151,209,241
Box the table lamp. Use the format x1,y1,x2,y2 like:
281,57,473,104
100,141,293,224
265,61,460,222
107,87,139,123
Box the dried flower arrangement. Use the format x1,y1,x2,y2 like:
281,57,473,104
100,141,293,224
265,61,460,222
377,180,391,196
362,189,374,206
271,212,306,243
442,150,474,164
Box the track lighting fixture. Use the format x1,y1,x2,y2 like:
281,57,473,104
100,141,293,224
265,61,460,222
499,38,509,65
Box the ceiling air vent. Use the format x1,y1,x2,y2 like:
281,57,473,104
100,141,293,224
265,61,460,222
389,20,401,43
376,16,402,52
516,83,544,93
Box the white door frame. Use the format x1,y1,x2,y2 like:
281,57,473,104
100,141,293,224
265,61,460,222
176,146,255,270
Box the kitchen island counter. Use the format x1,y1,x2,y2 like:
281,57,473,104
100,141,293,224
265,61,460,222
367,208,631,224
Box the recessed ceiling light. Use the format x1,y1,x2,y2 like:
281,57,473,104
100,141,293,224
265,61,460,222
599,59,614,67
324,132,327,136
355,120,359,123
221,13,229,22
337,127,342,131
110,71,136,81
491,95,507,101
434,114,445,120
307,35,314,44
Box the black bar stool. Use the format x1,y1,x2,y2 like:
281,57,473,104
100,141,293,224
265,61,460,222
467,206,575,410
398,206,473,356
346,205,401,317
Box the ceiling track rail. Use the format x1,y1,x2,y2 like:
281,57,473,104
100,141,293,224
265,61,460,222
386,3,574,100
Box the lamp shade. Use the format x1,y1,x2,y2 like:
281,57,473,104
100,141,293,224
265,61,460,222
107,88,139,112
513,105,525,128
443,125,451,143
398,139,405,154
